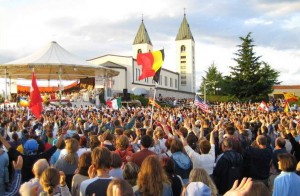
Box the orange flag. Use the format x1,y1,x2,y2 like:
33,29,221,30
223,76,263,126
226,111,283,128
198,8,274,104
283,92,298,102
149,98,161,108
30,72,43,118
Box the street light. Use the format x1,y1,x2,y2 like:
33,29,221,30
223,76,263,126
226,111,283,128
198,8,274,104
204,80,217,103
215,87,221,95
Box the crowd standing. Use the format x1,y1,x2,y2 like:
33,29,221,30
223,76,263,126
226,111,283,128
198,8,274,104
0,99,300,196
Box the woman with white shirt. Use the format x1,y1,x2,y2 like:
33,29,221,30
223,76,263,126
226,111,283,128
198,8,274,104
180,126,216,176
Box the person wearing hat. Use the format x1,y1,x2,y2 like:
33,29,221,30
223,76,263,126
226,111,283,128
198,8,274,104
182,182,211,196
23,139,39,155
0,132,65,182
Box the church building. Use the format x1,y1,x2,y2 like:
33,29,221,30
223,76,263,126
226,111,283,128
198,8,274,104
88,14,196,99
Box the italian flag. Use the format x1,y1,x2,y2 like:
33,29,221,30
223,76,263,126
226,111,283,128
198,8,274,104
107,97,122,110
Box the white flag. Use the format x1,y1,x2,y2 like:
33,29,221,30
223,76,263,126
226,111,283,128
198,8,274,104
259,101,269,112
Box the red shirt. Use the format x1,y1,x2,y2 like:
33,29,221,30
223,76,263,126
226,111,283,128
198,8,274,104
131,149,156,167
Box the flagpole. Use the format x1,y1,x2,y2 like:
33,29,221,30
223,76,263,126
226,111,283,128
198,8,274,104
4,68,7,106
59,65,62,106
287,101,292,113
150,83,157,126
27,107,30,120
28,68,33,120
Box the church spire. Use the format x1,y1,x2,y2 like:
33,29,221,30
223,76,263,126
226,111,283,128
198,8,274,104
133,19,152,45
176,13,194,41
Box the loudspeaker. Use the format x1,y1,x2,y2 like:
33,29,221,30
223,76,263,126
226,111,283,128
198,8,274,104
123,89,129,101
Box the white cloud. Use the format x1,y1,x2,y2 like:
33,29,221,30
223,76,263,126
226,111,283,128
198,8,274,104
245,18,273,25
282,15,300,29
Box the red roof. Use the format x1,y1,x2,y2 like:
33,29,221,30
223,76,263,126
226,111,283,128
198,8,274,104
273,85,300,90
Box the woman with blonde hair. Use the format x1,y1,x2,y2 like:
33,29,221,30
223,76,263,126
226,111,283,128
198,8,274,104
188,168,218,196
134,155,172,196
55,138,79,189
39,167,71,196
66,123,77,138
107,178,134,196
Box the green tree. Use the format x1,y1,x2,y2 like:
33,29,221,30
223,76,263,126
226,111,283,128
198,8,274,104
199,62,224,95
226,32,280,101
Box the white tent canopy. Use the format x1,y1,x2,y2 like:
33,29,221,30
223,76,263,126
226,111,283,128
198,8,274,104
0,41,119,80
132,87,148,95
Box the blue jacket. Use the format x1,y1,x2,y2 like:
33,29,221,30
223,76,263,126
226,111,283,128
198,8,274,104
273,172,300,196
0,150,9,195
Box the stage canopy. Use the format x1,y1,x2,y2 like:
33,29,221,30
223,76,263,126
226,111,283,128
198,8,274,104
17,80,79,93
0,41,119,80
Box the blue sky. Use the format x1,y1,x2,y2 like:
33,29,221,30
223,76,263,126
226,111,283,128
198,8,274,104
0,0,299,88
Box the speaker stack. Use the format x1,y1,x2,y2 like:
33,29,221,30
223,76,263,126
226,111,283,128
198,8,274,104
123,89,130,101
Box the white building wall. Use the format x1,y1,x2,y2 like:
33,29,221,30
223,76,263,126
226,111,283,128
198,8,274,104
156,89,195,99
132,60,178,90
109,69,126,93
132,43,153,59
89,52,191,99
89,55,133,90
157,70,179,90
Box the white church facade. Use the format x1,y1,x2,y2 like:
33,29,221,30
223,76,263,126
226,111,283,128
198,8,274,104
88,14,196,99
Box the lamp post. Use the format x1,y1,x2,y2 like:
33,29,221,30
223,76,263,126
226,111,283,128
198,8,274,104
216,87,221,95
203,80,217,103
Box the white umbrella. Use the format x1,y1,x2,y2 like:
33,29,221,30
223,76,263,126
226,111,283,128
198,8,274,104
132,87,148,95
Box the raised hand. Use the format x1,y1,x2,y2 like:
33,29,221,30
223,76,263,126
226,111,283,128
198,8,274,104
13,155,23,170
224,178,253,196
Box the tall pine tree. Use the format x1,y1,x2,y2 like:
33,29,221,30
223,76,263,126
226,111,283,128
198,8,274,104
199,62,223,95
226,33,280,101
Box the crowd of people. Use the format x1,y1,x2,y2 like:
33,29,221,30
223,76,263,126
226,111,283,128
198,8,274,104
0,99,300,196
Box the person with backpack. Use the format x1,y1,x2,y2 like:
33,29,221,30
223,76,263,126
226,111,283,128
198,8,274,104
170,138,192,185
213,138,243,195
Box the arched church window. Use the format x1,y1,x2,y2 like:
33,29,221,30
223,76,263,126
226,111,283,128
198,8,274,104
137,49,142,54
181,45,186,53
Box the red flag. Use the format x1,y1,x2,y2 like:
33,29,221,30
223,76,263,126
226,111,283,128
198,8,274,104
137,50,164,83
106,99,112,108
30,72,43,118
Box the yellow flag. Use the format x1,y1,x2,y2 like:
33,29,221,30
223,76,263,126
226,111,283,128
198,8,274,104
283,92,298,102
284,101,289,113
148,98,161,108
